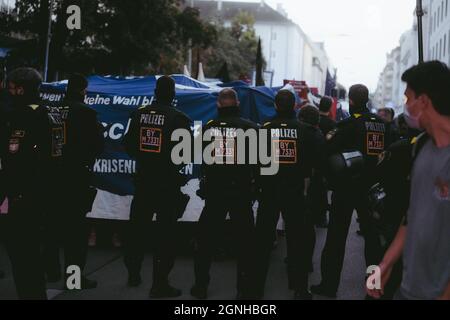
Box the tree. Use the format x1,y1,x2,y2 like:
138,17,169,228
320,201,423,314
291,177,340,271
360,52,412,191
203,11,265,81
1,0,216,78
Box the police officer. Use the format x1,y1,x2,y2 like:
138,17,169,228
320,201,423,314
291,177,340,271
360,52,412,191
42,74,103,289
318,96,337,137
123,75,192,299
254,90,324,300
0,74,9,281
2,67,66,299
310,96,337,228
190,89,258,300
311,84,392,298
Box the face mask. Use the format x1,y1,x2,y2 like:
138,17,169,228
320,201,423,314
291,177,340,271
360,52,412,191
403,104,422,129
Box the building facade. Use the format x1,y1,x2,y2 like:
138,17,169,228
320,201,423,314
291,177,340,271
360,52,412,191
374,0,450,111
192,0,331,92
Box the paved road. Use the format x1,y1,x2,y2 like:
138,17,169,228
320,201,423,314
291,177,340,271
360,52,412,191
0,214,367,300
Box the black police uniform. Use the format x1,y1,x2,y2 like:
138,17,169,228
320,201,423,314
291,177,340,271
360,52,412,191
319,114,337,137
314,107,392,296
2,101,66,300
0,99,9,280
123,102,192,292
254,111,324,298
192,106,258,298
42,98,103,282
368,133,426,299
309,115,336,227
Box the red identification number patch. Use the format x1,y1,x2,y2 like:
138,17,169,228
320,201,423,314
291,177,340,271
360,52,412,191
367,132,385,156
273,140,297,164
140,127,162,153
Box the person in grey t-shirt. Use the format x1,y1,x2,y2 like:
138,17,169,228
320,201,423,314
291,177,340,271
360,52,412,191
367,61,450,300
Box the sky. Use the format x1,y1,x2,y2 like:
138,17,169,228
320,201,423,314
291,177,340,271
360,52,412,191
242,0,417,91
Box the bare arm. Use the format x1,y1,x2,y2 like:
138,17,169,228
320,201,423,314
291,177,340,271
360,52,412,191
367,224,407,299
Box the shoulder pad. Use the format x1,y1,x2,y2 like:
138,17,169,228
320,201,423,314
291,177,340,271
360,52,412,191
206,120,215,125
410,136,418,145
263,122,271,127
28,104,40,111
353,113,362,119
138,105,147,110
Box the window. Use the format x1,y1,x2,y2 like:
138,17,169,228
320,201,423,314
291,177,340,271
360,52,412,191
440,39,443,59
272,32,277,41
431,16,434,34
438,7,441,27
445,34,447,58
433,46,435,59
447,0,449,17
272,50,276,58
435,12,437,31
442,1,445,21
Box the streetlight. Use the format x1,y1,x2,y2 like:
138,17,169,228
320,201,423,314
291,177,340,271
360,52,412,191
43,0,54,82
416,0,424,63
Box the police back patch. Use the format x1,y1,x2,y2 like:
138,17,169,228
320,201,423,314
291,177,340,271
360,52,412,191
52,127,64,157
140,127,162,153
273,140,297,164
367,132,385,155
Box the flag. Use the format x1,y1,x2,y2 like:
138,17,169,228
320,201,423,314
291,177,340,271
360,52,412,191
325,69,336,97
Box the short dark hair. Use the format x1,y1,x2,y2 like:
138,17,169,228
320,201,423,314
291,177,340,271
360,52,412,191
67,73,88,97
319,96,333,113
275,90,295,112
298,104,320,126
349,84,369,108
402,61,450,116
7,67,42,96
218,88,238,107
155,75,175,104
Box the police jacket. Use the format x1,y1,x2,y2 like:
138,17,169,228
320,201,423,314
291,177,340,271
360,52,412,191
201,106,259,190
1,102,65,198
124,102,192,185
57,99,104,182
261,110,324,187
327,107,393,178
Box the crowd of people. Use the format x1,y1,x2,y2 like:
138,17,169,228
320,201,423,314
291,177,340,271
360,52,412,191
0,60,449,300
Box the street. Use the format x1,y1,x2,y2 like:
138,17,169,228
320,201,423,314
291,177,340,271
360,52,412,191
0,214,367,300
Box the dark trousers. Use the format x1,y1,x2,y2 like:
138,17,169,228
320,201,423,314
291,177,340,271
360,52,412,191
6,197,47,300
254,185,310,295
41,183,90,279
41,206,88,279
309,172,329,225
124,185,179,288
319,184,380,292
193,190,255,294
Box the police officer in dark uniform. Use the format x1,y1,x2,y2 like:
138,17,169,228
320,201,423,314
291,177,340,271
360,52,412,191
0,75,9,280
42,74,103,289
318,96,337,137
311,96,337,228
2,67,66,299
254,90,324,300
311,84,392,298
368,128,425,299
190,89,258,300
123,76,192,299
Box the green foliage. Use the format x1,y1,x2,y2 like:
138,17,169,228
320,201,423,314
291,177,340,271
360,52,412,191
204,11,264,81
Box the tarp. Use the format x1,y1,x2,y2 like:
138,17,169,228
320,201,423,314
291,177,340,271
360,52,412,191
40,75,281,221
0,47,12,58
